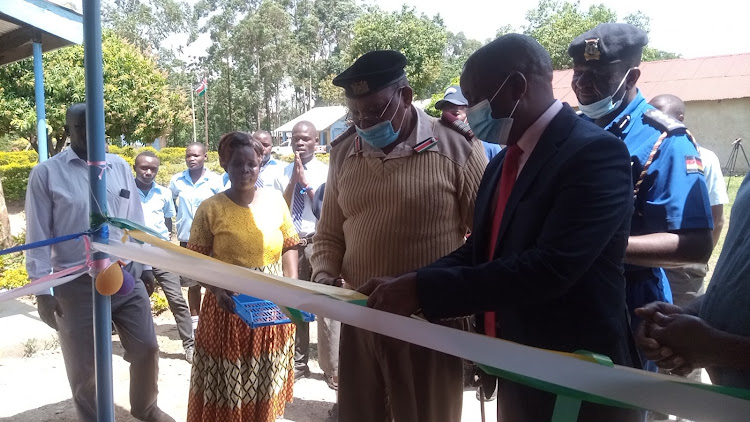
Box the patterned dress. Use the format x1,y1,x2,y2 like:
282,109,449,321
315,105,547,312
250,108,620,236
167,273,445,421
186,191,299,422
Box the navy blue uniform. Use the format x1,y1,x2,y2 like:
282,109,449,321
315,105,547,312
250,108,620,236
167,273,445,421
601,90,713,321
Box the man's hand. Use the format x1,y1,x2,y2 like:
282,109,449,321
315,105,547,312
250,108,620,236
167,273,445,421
650,313,719,369
36,295,63,331
359,272,420,317
634,301,686,363
292,152,308,187
635,301,685,322
314,272,345,288
141,269,155,297
211,287,237,313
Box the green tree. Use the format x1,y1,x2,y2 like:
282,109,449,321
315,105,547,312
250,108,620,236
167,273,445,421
104,0,195,57
0,32,191,155
429,31,482,95
345,6,448,98
524,0,617,70
520,0,679,70
495,24,515,38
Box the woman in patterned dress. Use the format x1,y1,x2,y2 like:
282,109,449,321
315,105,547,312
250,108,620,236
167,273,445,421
186,132,299,422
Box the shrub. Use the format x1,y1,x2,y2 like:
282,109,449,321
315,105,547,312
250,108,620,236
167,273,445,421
150,289,170,316
0,147,223,199
0,151,37,166
0,162,35,201
0,266,29,290
278,153,329,165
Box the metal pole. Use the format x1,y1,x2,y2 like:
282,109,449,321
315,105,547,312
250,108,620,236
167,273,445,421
32,39,48,162
204,82,209,147
82,0,114,421
191,85,197,143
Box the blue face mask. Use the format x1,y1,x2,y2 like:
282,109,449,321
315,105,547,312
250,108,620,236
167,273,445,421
355,90,405,149
578,68,634,120
465,74,521,145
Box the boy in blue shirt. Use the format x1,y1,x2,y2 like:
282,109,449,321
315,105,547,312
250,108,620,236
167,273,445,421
135,151,195,362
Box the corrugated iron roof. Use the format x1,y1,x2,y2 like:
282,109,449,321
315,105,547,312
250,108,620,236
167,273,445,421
553,53,750,106
275,106,347,133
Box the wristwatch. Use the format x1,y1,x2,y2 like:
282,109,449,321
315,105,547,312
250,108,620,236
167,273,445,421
299,186,313,194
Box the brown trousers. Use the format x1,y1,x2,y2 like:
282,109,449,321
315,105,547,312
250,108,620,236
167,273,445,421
337,324,463,422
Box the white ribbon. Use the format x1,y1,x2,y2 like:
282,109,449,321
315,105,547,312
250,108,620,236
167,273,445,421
94,238,750,422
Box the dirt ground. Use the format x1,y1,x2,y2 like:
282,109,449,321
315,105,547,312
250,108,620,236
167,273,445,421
0,296,495,422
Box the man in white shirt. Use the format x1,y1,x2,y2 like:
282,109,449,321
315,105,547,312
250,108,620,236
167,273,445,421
25,104,173,422
168,143,222,328
649,94,729,304
649,94,729,421
135,151,194,363
274,121,338,388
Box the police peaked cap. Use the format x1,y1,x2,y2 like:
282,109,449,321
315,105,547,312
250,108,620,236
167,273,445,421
332,50,408,99
568,23,648,65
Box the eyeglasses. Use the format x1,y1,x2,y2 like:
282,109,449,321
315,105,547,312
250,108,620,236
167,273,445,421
345,88,402,127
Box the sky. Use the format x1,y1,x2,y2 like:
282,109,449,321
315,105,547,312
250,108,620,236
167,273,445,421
364,0,750,58
61,0,750,60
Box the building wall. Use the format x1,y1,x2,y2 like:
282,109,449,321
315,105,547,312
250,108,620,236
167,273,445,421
330,119,349,141
685,98,750,173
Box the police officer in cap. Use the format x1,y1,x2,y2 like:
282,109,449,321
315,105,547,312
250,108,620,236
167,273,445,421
568,23,714,373
436,85,503,161
310,50,487,421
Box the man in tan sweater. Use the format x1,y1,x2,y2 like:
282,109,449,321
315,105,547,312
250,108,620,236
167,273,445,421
311,50,487,422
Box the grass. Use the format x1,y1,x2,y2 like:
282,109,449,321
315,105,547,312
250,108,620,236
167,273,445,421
705,175,744,285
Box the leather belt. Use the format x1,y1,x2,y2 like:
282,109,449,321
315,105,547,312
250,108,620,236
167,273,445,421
298,235,314,247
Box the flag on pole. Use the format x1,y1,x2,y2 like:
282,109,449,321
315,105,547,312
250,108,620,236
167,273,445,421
195,78,207,96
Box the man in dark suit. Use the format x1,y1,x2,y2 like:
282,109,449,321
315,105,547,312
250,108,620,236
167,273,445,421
361,34,641,422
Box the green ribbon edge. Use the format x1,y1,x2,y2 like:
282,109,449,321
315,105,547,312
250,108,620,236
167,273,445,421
552,395,582,422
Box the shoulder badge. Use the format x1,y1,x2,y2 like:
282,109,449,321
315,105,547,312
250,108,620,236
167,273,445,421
685,155,705,175
414,137,438,153
330,125,356,148
439,118,474,143
643,109,687,134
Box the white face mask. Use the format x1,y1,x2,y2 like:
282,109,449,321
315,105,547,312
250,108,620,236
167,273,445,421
579,68,635,120
465,74,521,145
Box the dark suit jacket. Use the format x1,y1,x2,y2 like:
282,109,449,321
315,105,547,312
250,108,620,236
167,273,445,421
416,105,641,421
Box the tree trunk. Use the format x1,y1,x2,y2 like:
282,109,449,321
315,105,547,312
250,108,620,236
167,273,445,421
0,178,12,249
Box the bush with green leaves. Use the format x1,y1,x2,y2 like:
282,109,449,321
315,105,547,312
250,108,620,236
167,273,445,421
0,232,28,290
150,289,170,316
0,147,224,200
278,153,329,165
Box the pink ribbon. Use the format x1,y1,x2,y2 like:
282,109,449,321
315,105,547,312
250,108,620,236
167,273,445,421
87,160,107,180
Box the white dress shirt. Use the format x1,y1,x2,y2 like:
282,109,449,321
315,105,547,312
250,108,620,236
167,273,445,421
698,147,729,206
25,148,147,281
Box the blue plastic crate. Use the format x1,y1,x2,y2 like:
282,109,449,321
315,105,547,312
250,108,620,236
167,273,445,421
232,294,315,328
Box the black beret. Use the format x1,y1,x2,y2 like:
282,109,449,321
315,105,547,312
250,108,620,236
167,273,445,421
568,23,648,65
332,50,407,99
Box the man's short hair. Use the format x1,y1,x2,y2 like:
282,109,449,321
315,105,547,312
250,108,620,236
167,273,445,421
186,141,207,154
649,94,686,121
466,34,553,80
135,150,159,167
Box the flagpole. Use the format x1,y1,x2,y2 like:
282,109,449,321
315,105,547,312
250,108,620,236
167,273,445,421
203,78,209,147
191,85,197,143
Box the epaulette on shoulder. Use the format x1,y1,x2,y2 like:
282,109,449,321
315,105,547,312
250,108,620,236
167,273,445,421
643,108,687,134
330,125,356,148
438,118,474,143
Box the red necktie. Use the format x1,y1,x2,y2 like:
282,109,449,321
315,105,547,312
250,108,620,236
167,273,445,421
484,144,523,338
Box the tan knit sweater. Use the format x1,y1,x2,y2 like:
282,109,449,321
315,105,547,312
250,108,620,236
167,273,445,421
311,107,488,289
